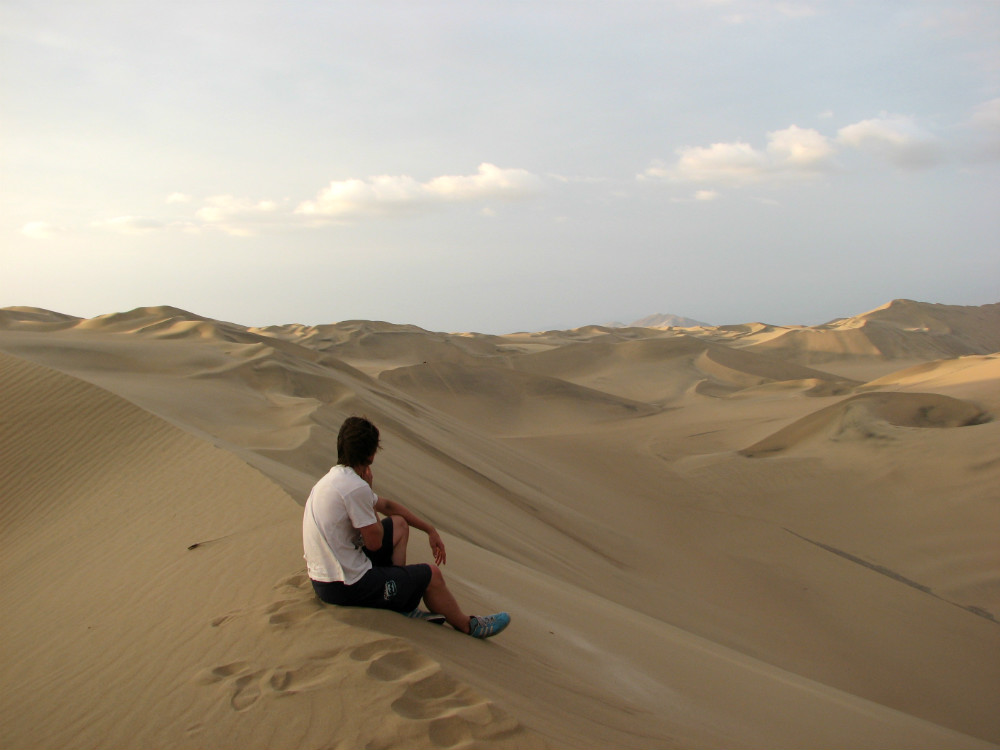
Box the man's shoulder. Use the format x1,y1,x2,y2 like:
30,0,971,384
310,465,350,496
316,465,370,497
317,463,351,482
331,464,365,485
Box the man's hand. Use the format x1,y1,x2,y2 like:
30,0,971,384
427,528,447,565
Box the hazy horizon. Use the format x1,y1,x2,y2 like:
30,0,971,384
7,297,999,338
3,1,998,334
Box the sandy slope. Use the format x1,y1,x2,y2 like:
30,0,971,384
0,351,541,750
2,300,998,749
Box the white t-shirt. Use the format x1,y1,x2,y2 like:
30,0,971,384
303,465,379,584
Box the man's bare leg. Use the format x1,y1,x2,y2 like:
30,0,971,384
422,565,471,634
388,515,409,566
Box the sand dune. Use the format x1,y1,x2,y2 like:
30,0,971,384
380,360,658,436
741,391,990,456
0,305,80,330
254,319,510,376
864,354,1000,409
511,333,855,403
694,342,856,392
748,300,1000,374
0,351,543,750
2,300,999,749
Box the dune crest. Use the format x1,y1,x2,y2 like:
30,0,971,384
0,305,80,330
381,360,658,435
749,299,1000,367
741,391,991,456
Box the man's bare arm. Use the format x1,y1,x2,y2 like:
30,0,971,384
358,520,383,551
374,496,446,565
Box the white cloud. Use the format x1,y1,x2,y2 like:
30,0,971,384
426,163,542,199
295,176,424,217
836,114,944,168
694,189,720,201
21,221,61,239
644,125,834,185
79,200,282,237
91,216,165,234
669,141,769,184
643,113,956,187
33,164,544,242
195,195,281,236
296,163,543,217
766,124,835,168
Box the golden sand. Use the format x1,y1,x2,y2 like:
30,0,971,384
2,300,998,749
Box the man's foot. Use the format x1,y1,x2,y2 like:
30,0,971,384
468,612,511,639
405,608,446,625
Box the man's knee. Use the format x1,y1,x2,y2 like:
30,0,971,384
427,563,444,586
391,515,409,542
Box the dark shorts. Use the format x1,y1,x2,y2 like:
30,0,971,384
311,518,432,614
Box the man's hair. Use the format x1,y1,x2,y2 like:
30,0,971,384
337,416,381,468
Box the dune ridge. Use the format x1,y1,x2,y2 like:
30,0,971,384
750,299,1000,365
741,391,991,456
2,299,999,749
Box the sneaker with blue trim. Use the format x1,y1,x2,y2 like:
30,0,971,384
405,608,446,625
468,612,510,639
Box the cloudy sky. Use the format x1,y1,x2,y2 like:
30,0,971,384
3,1,998,333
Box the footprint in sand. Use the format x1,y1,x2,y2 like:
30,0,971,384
390,671,471,719
366,647,437,682
344,637,523,743
274,572,310,590
230,672,263,711
348,638,437,683
428,705,523,747
267,669,294,692
345,644,523,745
195,661,266,711
196,636,523,742
265,597,323,627
266,649,346,694
196,655,334,710
202,571,314,628
193,661,252,684
347,638,401,663
209,609,245,627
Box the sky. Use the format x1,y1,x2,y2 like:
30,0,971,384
2,0,998,333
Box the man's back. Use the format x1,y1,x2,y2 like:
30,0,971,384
302,465,377,584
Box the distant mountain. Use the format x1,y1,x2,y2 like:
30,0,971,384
608,313,711,329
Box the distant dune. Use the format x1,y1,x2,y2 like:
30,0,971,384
607,312,711,328
750,299,1000,366
2,299,998,749
741,390,991,457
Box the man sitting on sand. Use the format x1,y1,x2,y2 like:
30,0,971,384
303,416,510,639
